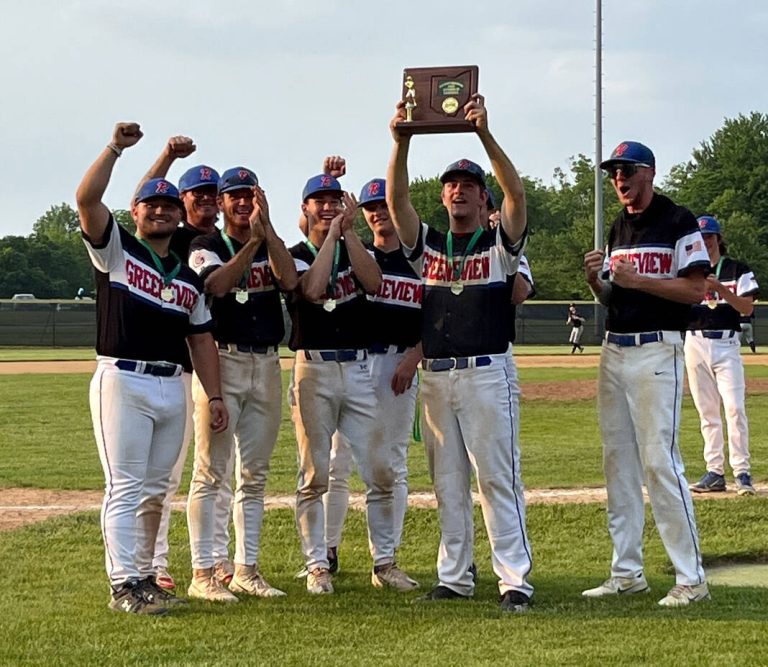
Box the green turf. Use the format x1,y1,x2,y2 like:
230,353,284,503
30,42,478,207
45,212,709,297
2,369,767,492
0,501,766,666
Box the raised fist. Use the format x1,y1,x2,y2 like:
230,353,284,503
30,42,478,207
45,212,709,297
112,122,143,149
323,155,346,179
167,135,196,159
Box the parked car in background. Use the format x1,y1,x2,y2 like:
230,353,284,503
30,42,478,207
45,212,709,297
11,293,36,300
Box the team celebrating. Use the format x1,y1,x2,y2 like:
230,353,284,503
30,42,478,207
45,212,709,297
75,95,759,616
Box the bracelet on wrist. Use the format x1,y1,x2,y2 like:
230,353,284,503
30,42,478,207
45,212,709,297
107,143,123,157
208,396,223,403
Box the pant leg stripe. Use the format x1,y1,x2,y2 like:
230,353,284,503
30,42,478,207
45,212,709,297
503,364,533,574
97,368,117,582
670,345,704,583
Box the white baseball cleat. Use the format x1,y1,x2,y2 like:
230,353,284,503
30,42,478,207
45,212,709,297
657,582,710,607
188,574,239,603
371,563,420,591
306,567,334,594
229,566,286,598
582,575,650,598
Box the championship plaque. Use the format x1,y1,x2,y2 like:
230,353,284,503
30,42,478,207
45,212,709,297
396,66,479,135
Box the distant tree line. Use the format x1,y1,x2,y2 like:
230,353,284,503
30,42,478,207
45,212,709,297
2,113,766,300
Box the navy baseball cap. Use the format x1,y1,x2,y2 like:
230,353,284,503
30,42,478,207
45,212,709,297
218,167,258,194
178,165,220,193
600,141,656,170
134,178,183,207
697,215,721,235
485,188,497,210
358,178,386,207
302,174,343,202
440,159,486,188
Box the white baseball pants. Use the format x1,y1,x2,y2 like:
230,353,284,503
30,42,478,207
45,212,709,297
324,350,418,550
90,358,186,587
291,353,395,569
188,349,282,569
684,333,750,476
598,332,706,586
421,349,533,597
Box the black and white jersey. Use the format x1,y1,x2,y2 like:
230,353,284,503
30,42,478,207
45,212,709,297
367,244,421,349
405,222,526,358
82,216,211,366
688,257,759,331
601,194,710,333
286,241,372,350
170,222,205,261
188,231,285,346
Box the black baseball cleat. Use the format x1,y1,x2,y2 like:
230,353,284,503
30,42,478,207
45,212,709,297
109,579,168,616
468,562,478,583
414,585,471,602
499,590,531,613
328,546,339,575
141,577,188,607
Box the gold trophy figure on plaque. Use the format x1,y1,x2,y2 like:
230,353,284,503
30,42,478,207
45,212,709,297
404,76,417,122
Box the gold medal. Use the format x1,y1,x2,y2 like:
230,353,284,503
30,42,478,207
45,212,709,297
323,299,337,312
450,281,464,295
235,289,248,304
161,286,174,302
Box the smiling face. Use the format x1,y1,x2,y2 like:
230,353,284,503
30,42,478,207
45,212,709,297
607,163,655,213
302,192,343,243
132,198,182,240
181,185,219,230
441,175,487,227
218,188,254,229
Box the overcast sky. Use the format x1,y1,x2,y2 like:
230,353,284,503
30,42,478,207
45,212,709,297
1,0,766,246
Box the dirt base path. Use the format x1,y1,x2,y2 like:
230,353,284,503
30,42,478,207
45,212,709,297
2,485,765,532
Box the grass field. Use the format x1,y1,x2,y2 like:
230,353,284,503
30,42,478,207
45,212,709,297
1,369,767,493
1,363,767,666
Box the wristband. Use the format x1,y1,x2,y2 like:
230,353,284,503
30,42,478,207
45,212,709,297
107,143,123,157
208,396,223,403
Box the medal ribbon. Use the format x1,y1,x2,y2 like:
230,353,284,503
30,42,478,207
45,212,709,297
446,227,483,283
220,229,251,290
304,240,340,299
135,237,181,287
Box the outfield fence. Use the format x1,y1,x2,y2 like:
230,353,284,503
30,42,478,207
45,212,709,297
0,299,764,347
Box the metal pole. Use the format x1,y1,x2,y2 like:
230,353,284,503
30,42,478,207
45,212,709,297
594,0,603,253
594,0,605,338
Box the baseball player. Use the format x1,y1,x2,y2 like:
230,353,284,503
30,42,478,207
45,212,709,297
139,137,236,592
567,303,586,353
312,164,422,585
739,313,757,353
186,167,297,601
583,140,710,607
76,123,228,615
686,215,759,496
387,93,533,613
287,173,417,594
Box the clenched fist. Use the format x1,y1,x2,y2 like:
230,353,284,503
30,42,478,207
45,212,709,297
112,122,143,149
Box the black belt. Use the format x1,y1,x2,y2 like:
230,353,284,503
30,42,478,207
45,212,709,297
422,356,492,372
303,349,367,362
217,342,278,354
115,359,182,377
368,343,409,354
690,330,737,340
605,332,663,347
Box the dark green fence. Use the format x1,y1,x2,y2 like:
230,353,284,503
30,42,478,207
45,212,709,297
0,300,764,348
